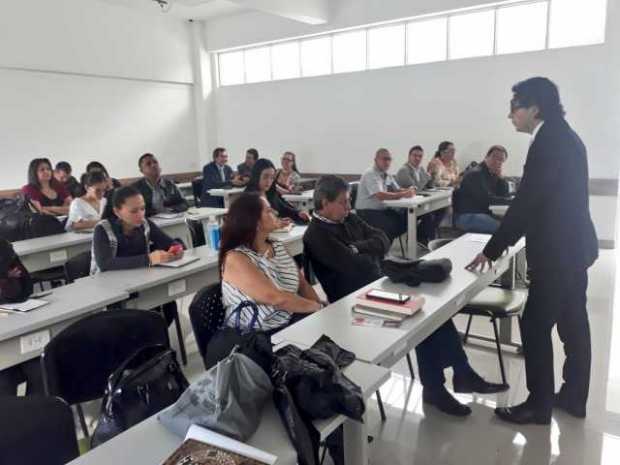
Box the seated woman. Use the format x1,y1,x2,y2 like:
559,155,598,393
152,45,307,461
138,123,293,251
206,193,322,367
65,171,108,231
21,158,72,216
85,161,122,190
91,186,184,322
427,141,460,188
275,151,301,194
245,159,310,224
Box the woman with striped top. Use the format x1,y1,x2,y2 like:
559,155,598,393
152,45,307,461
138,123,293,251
220,193,322,333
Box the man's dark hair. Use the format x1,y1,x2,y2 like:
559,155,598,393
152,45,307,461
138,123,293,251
246,148,259,161
512,77,565,120
55,161,72,174
138,153,155,169
409,145,424,155
213,147,227,161
313,175,349,211
486,145,508,159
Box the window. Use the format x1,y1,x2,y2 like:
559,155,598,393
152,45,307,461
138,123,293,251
271,41,300,80
218,51,244,86
407,17,448,65
549,0,607,49
368,24,405,69
333,30,367,73
496,2,548,55
244,46,271,83
449,10,495,59
301,36,332,77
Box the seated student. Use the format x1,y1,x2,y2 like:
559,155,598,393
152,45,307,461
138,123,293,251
54,161,84,198
92,186,184,322
22,158,73,216
454,145,511,234
237,148,259,185
355,148,415,242
427,141,460,187
275,151,301,195
0,239,43,396
65,172,108,231
304,175,508,416
245,159,310,224
85,161,122,190
201,147,244,207
132,153,189,217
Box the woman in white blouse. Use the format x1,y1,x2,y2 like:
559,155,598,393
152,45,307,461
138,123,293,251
65,171,108,231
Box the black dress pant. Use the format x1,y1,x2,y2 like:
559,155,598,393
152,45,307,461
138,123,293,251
356,209,407,242
416,319,469,387
520,268,591,412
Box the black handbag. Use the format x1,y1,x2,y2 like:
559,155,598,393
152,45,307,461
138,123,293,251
0,197,64,241
91,344,189,448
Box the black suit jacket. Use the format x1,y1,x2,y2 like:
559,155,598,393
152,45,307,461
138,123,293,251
484,118,598,271
132,177,188,217
201,162,233,207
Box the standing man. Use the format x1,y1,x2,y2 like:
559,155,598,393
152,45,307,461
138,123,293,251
467,77,598,424
201,147,244,207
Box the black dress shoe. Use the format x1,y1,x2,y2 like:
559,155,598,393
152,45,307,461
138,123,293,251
495,401,551,425
554,392,586,418
453,371,509,394
423,387,472,417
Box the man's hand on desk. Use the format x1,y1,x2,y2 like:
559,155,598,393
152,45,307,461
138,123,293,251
399,188,416,199
466,253,493,272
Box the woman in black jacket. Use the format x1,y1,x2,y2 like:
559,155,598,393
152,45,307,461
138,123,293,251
244,159,310,224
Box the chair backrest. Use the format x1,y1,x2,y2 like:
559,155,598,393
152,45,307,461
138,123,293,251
63,250,92,283
350,182,358,210
41,309,169,405
428,238,454,251
192,177,203,206
185,218,206,248
0,396,79,465
189,283,226,368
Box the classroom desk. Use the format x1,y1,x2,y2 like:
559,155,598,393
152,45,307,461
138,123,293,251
66,353,389,465
272,234,525,368
282,190,314,211
207,187,244,208
490,204,509,217
383,189,453,259
0,281,128,371
270,225,307,257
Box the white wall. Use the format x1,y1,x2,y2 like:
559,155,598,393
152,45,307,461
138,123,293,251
0,0,199,190
203,0,620,243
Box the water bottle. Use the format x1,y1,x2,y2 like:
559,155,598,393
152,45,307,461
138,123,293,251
206,216,221,251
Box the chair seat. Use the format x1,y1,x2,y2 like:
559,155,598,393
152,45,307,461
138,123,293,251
461,287,526,317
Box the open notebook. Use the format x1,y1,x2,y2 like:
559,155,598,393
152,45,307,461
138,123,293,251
156,256,200,268
162,425,277,465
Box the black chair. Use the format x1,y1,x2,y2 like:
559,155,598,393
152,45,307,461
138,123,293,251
192,177,203,206
0,396,79,465
41,309,170,438
64,250,92,283
349,182,358,210
185,217,206,248
188,283,227,370
31,267,66,291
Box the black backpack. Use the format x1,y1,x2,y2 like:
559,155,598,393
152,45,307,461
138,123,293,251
0,197,64,242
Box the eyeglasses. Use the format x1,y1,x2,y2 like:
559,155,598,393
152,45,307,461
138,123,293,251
282,158,294,162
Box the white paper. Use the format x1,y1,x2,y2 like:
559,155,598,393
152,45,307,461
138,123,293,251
467,233,492,243
157,256,199,268
152,212,184,220
0,299,48,312
20,329,51,354
168,279,187,297
186,425,277,465
49,250,68,263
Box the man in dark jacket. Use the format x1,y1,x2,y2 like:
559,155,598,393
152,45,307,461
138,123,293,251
468,77,598,424
454,145,512,233
305,175,507,417
133,153,188,217
54,161,84,198
201,147,244,207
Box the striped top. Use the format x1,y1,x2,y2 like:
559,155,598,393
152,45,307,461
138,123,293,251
222,240,299,331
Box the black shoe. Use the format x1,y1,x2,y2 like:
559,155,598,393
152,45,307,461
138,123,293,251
495,401,551,425
554,392,586,419
423,387,472,417
453,371,509,394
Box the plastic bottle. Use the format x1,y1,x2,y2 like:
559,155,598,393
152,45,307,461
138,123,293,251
206,216,221,251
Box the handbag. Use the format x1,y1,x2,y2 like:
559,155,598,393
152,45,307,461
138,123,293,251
0,197,64,241
158,346,273,441
91,344,189,447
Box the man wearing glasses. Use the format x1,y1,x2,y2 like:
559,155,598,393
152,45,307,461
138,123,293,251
355,148,416,243
467,77,598,425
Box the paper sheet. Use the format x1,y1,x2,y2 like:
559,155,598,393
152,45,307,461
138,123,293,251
0,299,48,312
467,233,492,243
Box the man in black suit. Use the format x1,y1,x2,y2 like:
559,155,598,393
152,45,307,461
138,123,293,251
200,147,244,207
467,77,598,425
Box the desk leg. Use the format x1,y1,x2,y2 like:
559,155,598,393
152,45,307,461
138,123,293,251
344,415,368,465
407,208,417,259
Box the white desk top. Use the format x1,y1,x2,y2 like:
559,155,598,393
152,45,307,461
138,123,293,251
185,207,228,221
282,190,314,202
176,181,192,189
207,187,244,197
490,205,509,216
383,189,452,208
0,280,128,343
273,234,524,363
269,225,307,245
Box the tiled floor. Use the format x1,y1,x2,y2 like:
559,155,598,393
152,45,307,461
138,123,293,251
145,247,620,464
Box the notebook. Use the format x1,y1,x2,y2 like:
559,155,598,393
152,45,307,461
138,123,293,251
355,290,425,317
0,299,48,313
157,256,200,268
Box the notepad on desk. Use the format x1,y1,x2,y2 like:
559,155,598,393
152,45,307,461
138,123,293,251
152,212,184,220
156,256,200,268
0,299,48,313
355,290,425,317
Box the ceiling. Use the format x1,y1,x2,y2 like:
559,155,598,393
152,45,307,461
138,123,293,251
100,0,247,20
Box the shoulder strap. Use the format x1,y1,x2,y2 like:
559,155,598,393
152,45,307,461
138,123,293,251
90,220,117,275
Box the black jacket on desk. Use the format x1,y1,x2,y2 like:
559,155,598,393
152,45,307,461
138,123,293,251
303,213,390,302
201,162,233,207
132,177,189,218
455,163,511,215
483,118,598,271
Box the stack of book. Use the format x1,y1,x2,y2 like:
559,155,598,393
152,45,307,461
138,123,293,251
352,290,425,328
